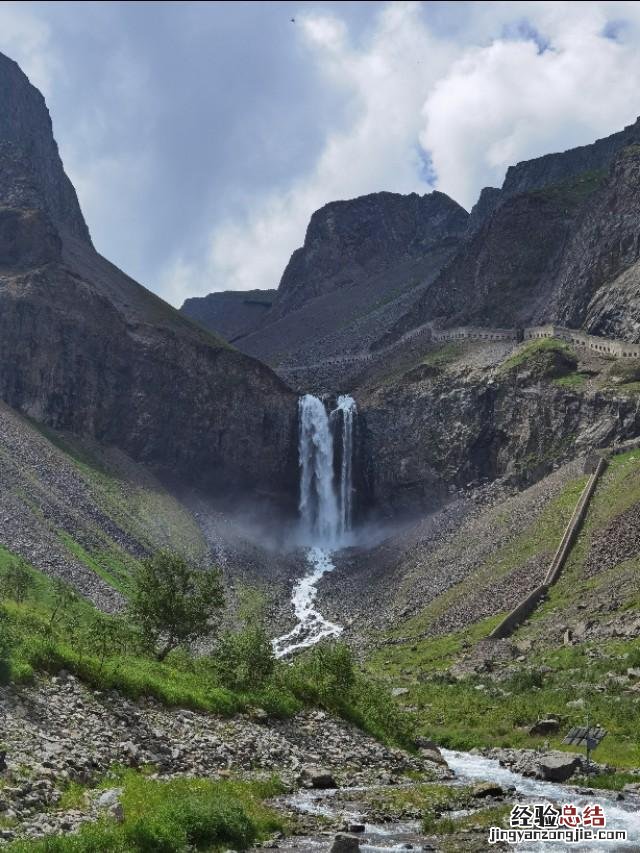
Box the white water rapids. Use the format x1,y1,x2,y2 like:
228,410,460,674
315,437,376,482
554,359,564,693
273,393,357,658
284,751,640,851
444,749,640,851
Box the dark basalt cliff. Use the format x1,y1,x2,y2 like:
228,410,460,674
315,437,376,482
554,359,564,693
230,191,469,364
269,191,468,319
358,357,640,515
181,288,277,341
0,52,298,503
387,128,640,345
0,53,90,243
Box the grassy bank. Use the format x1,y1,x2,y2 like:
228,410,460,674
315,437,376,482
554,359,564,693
367,450,640,772
7,772,285,852
0,548,413,748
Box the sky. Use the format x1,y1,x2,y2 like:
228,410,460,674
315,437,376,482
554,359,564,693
3,1,640,305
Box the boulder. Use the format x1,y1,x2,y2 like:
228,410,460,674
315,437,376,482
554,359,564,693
622,782,640,795
300,766,337,789
97,789,122,809
536,753,581,782
528,718,560,736
391,687,409,697
329,833,360,853
472,782,505,798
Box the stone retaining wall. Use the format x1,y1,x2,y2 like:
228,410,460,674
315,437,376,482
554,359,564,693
278,322,640,377
489,455,608,640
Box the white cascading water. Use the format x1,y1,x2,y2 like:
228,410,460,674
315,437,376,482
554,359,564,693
334,394,357,537
273,393,357,658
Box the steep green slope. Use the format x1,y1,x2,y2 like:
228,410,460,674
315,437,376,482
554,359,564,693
0,399,208,608
366,450,640,772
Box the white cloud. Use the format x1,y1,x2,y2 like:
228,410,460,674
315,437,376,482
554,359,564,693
173,0,640,304
421,2,640,207
163,1,456,302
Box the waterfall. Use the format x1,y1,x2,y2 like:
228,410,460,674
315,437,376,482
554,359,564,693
298,393,357,547
335,394,357,537
298,394,340,545
274,393,357,657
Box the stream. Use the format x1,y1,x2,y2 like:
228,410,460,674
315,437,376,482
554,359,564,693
273,547,343,658
276,750,640,852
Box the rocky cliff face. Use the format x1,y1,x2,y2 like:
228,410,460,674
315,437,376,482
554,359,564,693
181,288,276,341
232,191,468,364
469,116,640,229
358,349,640,515
0,52,90,243
269,191,468,319
0,51,298,503
387,126,640,346
551,146,640,340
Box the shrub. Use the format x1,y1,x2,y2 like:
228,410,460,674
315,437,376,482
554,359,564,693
0,557,34,603
0,606,13,684
212,626,275,691
128,551,225,660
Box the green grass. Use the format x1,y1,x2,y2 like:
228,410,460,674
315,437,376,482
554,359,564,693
56,531,133,593
553,371,588,390
531,169,607,207
383,472,587,640
419,343,464,368
500,337,577,377
369,633,640,767
24,417,208,564
0,549,413,748
353,782,473,817
8,772,284,852
367,450,640,769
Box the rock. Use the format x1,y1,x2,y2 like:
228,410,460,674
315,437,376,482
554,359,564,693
329,832,361,853
0,51,299,510
536,753,581,782
528,718,560,736
97,789,122,809
566,698,585,709
120,741,140,766
299,766,338,789
391,688,409,697
563,629,573,645
627,668,640,679
249,708,269,723
420,747,448,767
472,782,505,798
110,803,125,824
622,782,640,795
347,823,365,834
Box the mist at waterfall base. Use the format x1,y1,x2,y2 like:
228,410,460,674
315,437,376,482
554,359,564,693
273,394,357,658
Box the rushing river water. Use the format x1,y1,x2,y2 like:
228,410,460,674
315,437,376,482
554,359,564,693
281,751,640,852
272,547,343,658
444,749,640,851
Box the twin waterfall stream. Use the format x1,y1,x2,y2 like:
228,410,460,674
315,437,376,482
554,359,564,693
273,394,356,658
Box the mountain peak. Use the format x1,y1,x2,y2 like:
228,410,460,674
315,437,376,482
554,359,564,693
0,51,91,244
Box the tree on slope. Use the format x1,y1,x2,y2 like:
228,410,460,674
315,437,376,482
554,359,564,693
129,550,225,661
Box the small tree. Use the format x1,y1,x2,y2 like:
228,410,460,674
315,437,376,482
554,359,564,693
47,578,79,632
214,625,275,691
128,551,225,661
0,558,34,603
0,607,13,684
